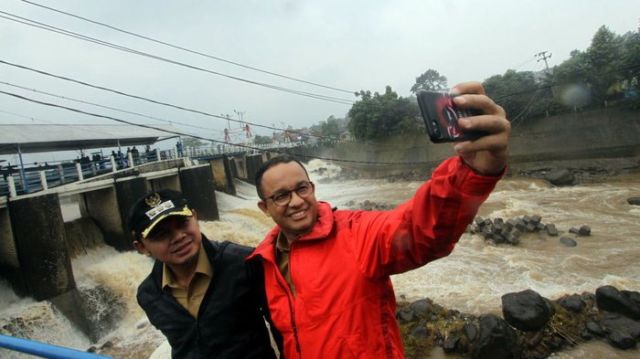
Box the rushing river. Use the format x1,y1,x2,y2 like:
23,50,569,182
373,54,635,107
1,159,639,358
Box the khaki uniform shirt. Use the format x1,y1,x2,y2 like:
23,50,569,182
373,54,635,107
162,243,213,318
275,232,296,296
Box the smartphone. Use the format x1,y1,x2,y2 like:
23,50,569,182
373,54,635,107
416,91,487,143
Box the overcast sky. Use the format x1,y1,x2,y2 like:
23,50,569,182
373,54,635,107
1,0,639,161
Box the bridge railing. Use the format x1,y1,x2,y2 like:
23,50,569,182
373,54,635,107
0,142,311,198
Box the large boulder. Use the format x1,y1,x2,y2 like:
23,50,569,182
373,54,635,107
470,315,518,359
559,236,577,247
600,312,640,340
558,294,585,313
596,286,640,320
545,169,576,186
502,289,554,331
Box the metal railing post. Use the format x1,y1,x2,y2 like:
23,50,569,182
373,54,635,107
57,164,65,184
39,171,48,191
75,163,84,181
7,175,17,198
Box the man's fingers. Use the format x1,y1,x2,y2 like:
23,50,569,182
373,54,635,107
453,94,507,118
453,132,509,154
450,82,485,95
458,115,511,135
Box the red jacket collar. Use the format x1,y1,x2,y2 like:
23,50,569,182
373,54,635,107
249,201,334,262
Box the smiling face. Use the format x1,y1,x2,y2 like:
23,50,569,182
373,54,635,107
133,212,202,267
258,161,319,241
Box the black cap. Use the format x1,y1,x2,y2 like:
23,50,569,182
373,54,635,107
128,189,193,240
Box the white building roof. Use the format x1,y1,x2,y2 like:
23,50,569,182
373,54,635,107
0,124,178,154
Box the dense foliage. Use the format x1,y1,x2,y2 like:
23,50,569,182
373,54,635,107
347,86,421,141
485,26,640,124
410,69,448,93
253,135,273,144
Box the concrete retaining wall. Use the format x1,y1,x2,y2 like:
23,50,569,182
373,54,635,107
315,108,640,175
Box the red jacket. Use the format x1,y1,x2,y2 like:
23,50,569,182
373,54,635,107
249,157,502,359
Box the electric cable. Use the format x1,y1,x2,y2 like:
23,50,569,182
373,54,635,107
0,11,355,105
0,89,433,166
0,60,330,139
20,0,356,95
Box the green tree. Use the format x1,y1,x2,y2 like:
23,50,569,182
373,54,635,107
483,70,551,122
254,135,273,144
619,30,640,107
182,137,204,148
348,86,421,141
552,49,593,109
586,25,624,103
410,69,448,94
319,116,342,139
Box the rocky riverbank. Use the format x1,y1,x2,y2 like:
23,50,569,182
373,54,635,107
310,156,640,185
398,285,640,358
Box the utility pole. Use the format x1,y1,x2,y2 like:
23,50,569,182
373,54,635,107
535,51,552,71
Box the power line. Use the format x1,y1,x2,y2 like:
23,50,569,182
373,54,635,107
20,0,355,95
0,89,433,166
0,80,235,136
0,60,329,139
0,11,355,105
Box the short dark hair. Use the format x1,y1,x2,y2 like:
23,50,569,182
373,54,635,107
255,154,309,199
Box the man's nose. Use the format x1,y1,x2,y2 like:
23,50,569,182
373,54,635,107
288,191,304,207
169,228,185,243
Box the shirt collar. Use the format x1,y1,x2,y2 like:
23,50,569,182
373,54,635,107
275,231,290,253
162,242,212,289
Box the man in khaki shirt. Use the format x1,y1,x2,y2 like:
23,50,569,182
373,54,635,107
130,189,278,358
161,240,212,318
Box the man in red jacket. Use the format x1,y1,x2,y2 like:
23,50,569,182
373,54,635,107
249,82,510,358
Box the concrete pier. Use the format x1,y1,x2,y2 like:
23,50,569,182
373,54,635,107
233,156,247,180
7,194,76,300
245,154,264,185
149,174,181,193
179,165,219,221
228,155,238,179
0,207,21,294
80,187,128,251
210,157,236,195
114,177,150,249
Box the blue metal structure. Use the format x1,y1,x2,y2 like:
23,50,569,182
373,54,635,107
0,334,112,359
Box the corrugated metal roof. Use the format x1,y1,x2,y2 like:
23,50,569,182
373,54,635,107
0,124,179,154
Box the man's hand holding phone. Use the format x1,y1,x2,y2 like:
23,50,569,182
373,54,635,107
417,82,510,175
449,82,510,176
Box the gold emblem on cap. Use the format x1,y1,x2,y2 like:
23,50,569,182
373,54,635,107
145,193,162,208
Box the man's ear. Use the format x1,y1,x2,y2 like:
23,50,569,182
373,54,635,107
133,240,150,256
257,200,270,216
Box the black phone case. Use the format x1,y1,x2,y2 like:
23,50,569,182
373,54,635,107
416,91,487,143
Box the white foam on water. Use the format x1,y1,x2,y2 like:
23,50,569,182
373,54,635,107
306,158,342,180
0,300,91,358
